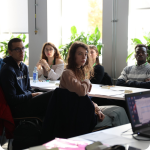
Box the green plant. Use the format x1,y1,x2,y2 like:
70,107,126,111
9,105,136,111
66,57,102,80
0,34,29,62
59,26,103,61
126,32,150,63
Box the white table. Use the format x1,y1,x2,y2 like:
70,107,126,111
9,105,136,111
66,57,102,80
70,123,150,150
29,123,150,150
89,84,150,100
30,80,60,91
30,80,150,101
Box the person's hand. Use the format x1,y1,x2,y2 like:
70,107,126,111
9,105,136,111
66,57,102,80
92,101,99,109
32,92,43,98
83,79,92,92
36,92,43,95
126,80,129,83
145,78,150,82
97,111,105,122
39,59,50,71
36,61,42,70
39,59,48,66
92,101,100,113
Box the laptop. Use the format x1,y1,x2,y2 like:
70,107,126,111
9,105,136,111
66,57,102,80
125,91,150,137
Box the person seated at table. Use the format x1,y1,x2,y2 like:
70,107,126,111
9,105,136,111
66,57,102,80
0,38,53,118
60,41,129,127
89,45,104,84
36,42,64,80
116,44,150,88
88,45,122,108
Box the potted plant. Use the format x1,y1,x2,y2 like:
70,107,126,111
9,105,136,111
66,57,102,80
126,33,150,63
59,26,103,61
0,34,29,62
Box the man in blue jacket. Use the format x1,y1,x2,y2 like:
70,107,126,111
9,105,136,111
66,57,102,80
116,44,150,88
0,38,53,118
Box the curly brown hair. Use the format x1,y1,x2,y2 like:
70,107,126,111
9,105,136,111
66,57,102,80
66,41,94,80
40,42,63,61
89,45,100,65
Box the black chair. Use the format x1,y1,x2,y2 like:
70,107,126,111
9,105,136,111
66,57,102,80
41,88,108,144
0,116,43,150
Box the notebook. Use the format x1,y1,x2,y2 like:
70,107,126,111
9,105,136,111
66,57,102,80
125,91,150,137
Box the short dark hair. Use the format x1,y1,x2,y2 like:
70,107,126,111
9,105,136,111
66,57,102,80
135,44,148,52
8,38,22,50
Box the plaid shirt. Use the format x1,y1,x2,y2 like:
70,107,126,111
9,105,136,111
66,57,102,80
0,58,5,71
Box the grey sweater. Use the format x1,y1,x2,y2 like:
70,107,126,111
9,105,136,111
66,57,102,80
116,63,150,88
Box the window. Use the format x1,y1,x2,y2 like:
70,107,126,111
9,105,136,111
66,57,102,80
61,0,102,44
128,0,150,66
0,0,28,65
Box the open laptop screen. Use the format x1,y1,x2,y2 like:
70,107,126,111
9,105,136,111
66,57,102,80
126,92,150,129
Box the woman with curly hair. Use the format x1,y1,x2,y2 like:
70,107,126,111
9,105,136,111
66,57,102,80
59,41,129,128
36,42,64,80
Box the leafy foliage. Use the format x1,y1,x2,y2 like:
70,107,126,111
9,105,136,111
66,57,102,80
127,33,150,63
88,0,102,35
0,34,28,62
59,26,103,61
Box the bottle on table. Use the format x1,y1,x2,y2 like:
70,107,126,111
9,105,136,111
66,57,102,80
33,66,38,83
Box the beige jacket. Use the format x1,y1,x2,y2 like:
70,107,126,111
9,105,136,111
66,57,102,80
59,69,92,97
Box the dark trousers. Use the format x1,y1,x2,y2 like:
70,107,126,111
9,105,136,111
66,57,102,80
11,91,53,118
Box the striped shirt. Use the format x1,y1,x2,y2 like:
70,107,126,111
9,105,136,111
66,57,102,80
118,63,150,82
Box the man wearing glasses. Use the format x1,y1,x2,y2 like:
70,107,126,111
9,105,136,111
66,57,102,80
116,44,150,88
0,38,53,118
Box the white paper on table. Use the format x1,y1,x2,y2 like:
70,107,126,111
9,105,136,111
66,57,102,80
31,81,56,88
79,132,118,141
90,85,150,97
90,88,124,96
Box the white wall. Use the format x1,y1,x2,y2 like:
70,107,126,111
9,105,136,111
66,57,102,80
0,0,28,33
102,0,129,81
28,0,47,76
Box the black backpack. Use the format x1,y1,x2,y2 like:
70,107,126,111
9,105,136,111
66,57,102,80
12,118,42,150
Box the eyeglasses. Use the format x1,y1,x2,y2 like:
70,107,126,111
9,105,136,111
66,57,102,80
11,47,26,53
45,48,54,52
